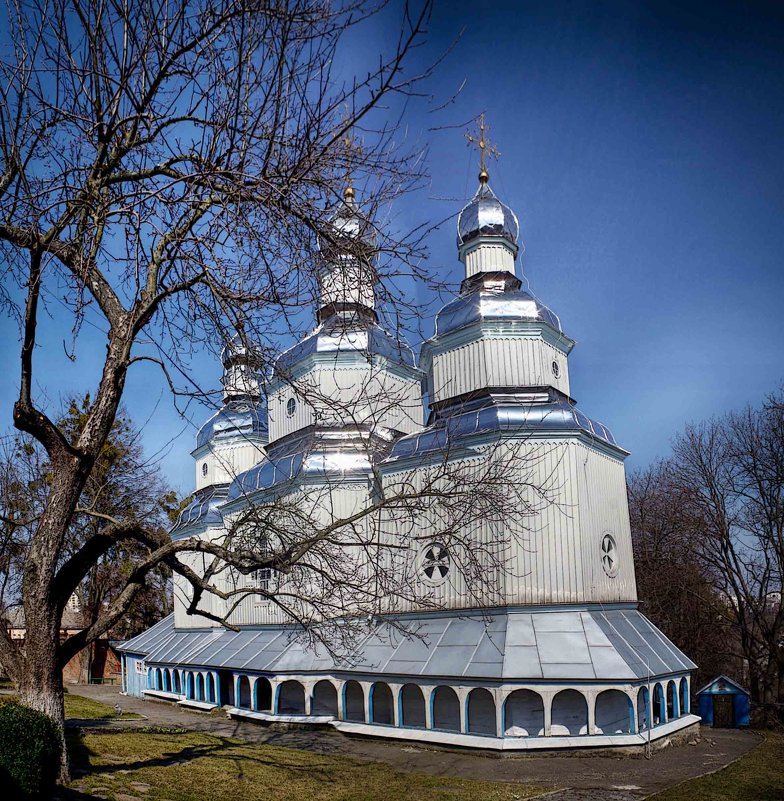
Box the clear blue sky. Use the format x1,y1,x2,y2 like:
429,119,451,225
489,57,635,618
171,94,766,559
1,0,782,495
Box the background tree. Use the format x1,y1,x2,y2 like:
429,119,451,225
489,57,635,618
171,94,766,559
1,397,179,678
628,461,741,692
629,391,784,712
671,392,783,711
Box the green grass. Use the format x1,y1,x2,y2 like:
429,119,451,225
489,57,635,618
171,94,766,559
0,692,141,720
66,730,546,801
64,693,142,720
650,731,783,801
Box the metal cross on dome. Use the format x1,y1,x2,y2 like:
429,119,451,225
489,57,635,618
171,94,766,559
422,543,450,581
465,112,500,183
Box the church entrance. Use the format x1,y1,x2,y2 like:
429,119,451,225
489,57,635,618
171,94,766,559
712,695,735,727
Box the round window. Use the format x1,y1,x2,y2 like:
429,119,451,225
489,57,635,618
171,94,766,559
286,397,296,417
601,533,619,578
552,360,560,378
201,463,208,477
420,542,450,585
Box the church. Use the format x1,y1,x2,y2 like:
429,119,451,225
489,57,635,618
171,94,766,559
118,134,698,750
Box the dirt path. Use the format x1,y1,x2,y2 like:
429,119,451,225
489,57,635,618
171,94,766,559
68,685,760,801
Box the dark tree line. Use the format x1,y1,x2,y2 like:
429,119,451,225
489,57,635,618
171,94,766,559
630,390,784,715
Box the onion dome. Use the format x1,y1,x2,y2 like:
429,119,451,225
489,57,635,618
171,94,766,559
221,330,262,370
318,186,378,257
196,400,268,450
457,180,519,250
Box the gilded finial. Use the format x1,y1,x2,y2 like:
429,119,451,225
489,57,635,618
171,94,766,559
465,112,500,185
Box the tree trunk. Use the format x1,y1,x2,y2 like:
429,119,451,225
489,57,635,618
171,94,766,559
18,611,69,784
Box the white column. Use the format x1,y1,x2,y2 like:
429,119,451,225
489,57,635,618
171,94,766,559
389,683,402,727
586,690,597,735
457,687,470,734
495,689,505,738
360,681,373,723
337,681,346,720
542,691,554,736
303,679,315,715
423,686,434,730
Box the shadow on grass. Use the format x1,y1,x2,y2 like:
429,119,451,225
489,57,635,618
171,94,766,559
67,728,338,781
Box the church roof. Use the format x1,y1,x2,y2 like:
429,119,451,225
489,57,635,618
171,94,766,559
171,484,227,535
434,285,562,338
274,313,416,378
195,400,268,450
118,607,694,682
386,395,620,464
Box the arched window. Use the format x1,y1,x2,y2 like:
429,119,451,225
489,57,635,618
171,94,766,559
637,686,650,731
312,681,338,717
467,688,496,736
172,670,181,694
503,689,544,736
680,677,690,715
254,677,273,712
237,675,252,709
195,673,205,702
551,689,588,735
343,681,365,722
667,680,679,718
652,682,666,725
370,683,394,725
595,690,633,734
399,684,425,728
432,686,460,732
163,669,171,692
205,673,215,704
278,680,306,715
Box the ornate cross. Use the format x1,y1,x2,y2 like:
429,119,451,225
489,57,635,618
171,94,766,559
465,112,500,183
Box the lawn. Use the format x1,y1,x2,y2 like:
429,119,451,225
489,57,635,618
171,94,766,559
0,692,141,720
66,730,545,801
64,692,142,720
650,732,783,801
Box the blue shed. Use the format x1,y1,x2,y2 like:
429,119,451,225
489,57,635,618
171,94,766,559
696,675,750,728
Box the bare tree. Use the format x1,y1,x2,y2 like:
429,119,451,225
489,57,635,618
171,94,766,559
670,392,784,709
627,461,740,691
0,0,447,776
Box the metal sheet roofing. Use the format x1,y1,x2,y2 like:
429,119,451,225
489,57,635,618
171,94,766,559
120,607,695,682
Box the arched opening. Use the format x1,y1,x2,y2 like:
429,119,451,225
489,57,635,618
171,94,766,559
205,673,215,704
254,677,273,712
467,688,496,736
195,673,205,702
668,680,679,718
595,690,633,734
370,683,394,725
155,668,162,690
653,683,665,725
162,669,171,692
312,680,338,716
172,670,181,694
637,686,650,731
400,684,425,728
238,675,252,709
551,689,588,736
343,681,365,722
680,677,689,715
278,680,306,715
219,671,234,706
503,689,544,736
185,672,193,699
432,686,460,732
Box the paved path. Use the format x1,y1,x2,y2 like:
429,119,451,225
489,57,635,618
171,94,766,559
69,685,761,801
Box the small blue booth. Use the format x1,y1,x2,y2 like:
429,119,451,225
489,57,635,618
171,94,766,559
696,674,750,728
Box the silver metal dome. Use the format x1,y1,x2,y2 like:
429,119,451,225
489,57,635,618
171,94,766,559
220,331,262,368
457,182,519,248
195,400,268,449
318,189,377,254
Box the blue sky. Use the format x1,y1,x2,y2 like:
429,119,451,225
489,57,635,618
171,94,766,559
1,0,782,494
